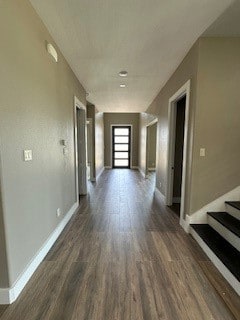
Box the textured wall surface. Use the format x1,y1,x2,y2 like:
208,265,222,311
0,0,86,286
190,37,240,212
147,41,199,215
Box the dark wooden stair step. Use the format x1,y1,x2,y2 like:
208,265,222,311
207,212,240,238
191,224,240,282
225,201,240,211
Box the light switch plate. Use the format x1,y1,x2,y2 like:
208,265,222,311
200,148,205,157
24,150,33,161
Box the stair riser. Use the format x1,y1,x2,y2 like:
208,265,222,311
226,204,240,221
208,216,240,251
190,227,240,296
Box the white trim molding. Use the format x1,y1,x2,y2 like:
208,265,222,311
104,166,112,169
145,118,158,177
96,166,105,181
138,167,146,178
154,187,166,205
74,96,87,198
188,186,240,223
166,79,191,229
183,185,240,233
0,202,78,304
190,226,240,296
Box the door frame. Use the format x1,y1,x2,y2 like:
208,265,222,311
110,124,133,169
74,96,87,201
86,118,95,181
145,118,158,177
166,80,191,225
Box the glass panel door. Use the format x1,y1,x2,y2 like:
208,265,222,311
112,126,131,168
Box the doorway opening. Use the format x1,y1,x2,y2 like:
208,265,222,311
86,118,95,181
112,126,131,168
171,96,186,215
74,96,88,202
145,119,158,177
166,80,191,226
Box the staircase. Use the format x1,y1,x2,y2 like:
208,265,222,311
190,201,240,296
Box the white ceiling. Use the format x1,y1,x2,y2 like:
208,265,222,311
30,0,233,112
204,0,240,36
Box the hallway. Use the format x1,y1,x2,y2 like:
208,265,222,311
0,170,234,320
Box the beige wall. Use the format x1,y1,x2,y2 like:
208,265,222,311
147,123,157,169
190,37,240,212
0,0,86,286
138,113,157,175
104,113,139,168
147,41,200,215
147,37,240,215
95,112,104,177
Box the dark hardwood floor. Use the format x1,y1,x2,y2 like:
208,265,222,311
0,169,236,320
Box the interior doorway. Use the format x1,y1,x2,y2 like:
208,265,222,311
74,96,87,201
145,119,158,177
166,80,191,225
112,126,131,168
171,96,186,215
86,118,94,181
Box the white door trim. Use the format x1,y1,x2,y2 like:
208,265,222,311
74,96,87,200
87,118,95,182
110,124,133,169
166,80,191,226
145,118,158,177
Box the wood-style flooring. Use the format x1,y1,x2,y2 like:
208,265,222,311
0,170,237,320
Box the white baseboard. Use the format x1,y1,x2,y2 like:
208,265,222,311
131,166,139,170
96,166,105,180
154,187,166,205
0,202,79,305
184,186,240,230
147,167,156,171
179,215,191,233
226,202,240,221
190,226,240,296
104,166,111,169
138,167,146,178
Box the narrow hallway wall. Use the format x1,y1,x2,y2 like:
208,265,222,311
0,0,86,287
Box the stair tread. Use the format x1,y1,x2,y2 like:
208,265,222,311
226,201,240,211
191,224,240,282
207,212,240,238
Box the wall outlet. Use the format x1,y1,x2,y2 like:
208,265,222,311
56,208,61,217
23,150,33,161
63,147,68,155
159,182,162,188
200,148,205,157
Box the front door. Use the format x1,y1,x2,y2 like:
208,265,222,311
112,126,131,168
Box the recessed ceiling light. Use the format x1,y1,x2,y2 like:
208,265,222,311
119,71,128,77
120,84,126,88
